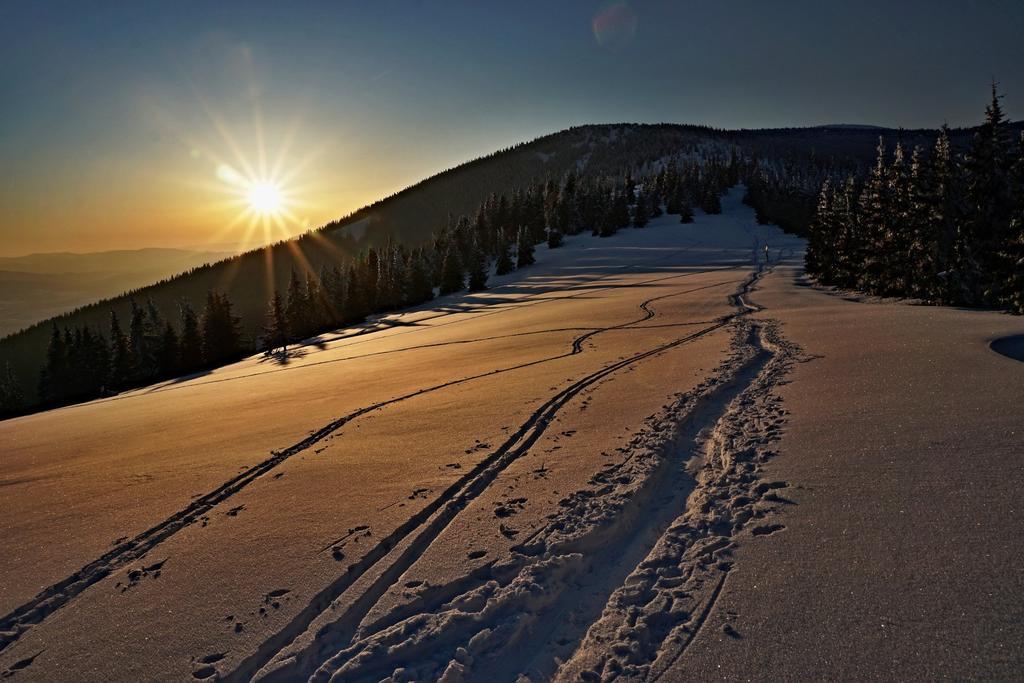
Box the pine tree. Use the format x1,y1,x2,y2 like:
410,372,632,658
128,300,149,382
834,175,862,288
320,265,342,327
285,269,310,340
1001,132,1024,313
858,137,890,294
516,226,536,268
79,326,109,395
623,172,636,203
884,143,912,294
263,290,290,354
678,196,694,224
632,190,650,227
39,323,67,402
364,248,380,312
611,189,631,229
547,225,564,249
467,235,489,292
666,186,681,215
345,262,369,322
178,301,204,373
929,127,961,303
201,291,242,365
965,83,1013,303
0,361,25,415
649,184,663,217
700,187,722,214
806,179,834,278
905,145,936,298
405,250,435,305
108,312,132,389
494,229,515,275
156,322,180,376
439,244,465,295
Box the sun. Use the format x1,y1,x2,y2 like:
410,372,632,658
246,181,283,215
213,162,299,236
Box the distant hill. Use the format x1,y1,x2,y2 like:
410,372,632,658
0,248,233,337
0,248,235,275
814,123,888,130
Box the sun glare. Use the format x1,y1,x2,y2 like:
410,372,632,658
208,159,306,249
246,181,283,214
188,106,327,254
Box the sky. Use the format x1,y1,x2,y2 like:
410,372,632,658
1,1,1022,257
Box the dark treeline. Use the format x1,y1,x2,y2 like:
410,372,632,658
4,148,737,417
804,88,1024,312
34,294,237,406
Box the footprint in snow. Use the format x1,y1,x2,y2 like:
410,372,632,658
1,650,43,678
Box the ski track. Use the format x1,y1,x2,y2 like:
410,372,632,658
0,250,745,655
234,252,781,682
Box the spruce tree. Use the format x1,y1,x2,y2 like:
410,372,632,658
80,326,109,395
666,184,682,215
439,244,465,295
678,197,694,224
39,323,67,402
263,290,289,354
200,291,242,365
364,248,380,312
884,143,912,294
128,300,150,382
834,175,862,288
929,127,960,302
285,269,310,340
632,190,650,228
858,137,890,294
345,262,369,322
305,271,325,332
806,179,833,277
905,145,936,297
467,236,489,292
516,226,535,268
405,250,435,305
700,188,722,214
494,229,515,275
178,301,204,373
156,322,180,377
108,311,132,389
1001,132,1024,313
0,361,24,415
547,226,564,249
611,189,631,229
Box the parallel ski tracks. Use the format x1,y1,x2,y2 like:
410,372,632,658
233,264,771,682
0,255,745,655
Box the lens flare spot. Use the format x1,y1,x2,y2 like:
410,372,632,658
216,163,244,186
593,3,638,50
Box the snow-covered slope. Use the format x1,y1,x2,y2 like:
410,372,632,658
0,188,811,681
18,182,1024,680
